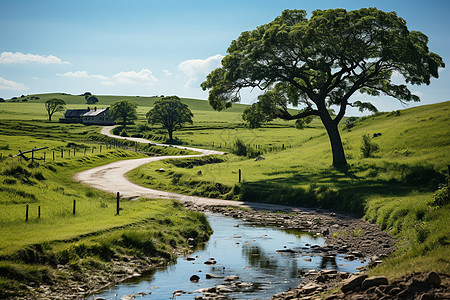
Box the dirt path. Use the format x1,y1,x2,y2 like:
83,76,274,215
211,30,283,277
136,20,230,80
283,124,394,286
75,126,320,211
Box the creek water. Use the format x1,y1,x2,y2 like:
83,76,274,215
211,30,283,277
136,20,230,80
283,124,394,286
94,213,366,299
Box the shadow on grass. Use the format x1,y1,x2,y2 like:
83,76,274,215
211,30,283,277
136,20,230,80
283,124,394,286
241,163,445,214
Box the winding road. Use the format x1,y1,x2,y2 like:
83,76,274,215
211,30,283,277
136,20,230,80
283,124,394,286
74,126,305,211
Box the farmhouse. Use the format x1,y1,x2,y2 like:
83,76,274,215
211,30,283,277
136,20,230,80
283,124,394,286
59,107,114,125
82,107,114,125
59,109,89,123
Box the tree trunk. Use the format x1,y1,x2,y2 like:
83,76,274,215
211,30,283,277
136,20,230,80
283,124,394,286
321,115,347,167
168,129,173,140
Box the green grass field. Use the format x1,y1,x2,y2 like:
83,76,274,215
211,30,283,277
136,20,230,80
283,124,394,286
0,93,449,291
0,95,215,298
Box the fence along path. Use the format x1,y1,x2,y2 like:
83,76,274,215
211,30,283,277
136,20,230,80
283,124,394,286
74,126,305,211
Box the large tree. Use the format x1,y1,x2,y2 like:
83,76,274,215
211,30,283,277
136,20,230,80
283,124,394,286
201,8,444,167
147,96,193,141
110,99,137,127
44,98,66,121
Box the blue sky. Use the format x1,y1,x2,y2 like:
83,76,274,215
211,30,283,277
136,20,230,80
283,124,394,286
1,0,449,115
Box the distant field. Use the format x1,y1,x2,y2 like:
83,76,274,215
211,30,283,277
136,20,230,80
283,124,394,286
2,92,248,125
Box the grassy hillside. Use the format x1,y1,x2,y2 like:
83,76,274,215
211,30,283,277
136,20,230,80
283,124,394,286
128,101,450,277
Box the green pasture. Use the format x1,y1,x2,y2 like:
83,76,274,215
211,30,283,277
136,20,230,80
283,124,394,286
128,101,450,276
0,98,213,297
1,94,449,283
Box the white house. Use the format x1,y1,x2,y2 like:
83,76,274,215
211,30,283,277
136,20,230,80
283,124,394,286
81,107,114,125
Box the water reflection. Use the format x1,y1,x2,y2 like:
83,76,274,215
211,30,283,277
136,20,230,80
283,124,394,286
320,255,338,269
242,243,278,270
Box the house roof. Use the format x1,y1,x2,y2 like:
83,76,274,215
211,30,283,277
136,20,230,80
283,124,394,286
82,108,109,117
64,109,89,118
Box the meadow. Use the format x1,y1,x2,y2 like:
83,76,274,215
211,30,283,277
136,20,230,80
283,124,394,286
0,92,449,295
0,94,213,298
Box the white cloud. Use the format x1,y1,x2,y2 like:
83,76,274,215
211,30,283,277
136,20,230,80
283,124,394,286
58,71,108,80
178,54,224,88
0,77,28,90
412,91,424,97
0,51,69,64
163,69,172,77
112,69,158,85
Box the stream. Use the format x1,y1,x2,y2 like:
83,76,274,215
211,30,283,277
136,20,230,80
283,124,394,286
93,213,366,299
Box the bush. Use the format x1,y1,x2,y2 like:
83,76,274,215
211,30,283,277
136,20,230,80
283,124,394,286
431,184,449,207
360,134,379,158
231,139,247,156
231,139,261,158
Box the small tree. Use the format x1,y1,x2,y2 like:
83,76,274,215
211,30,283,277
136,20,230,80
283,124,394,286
86,95,99,104
44,98,66,121
110,99,138,127
360,134,379,158
146,96,193,141
83,92,92,99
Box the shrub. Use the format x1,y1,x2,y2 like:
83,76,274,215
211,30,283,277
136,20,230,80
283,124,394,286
431,184,449,207
231,139,261,158
231,139,247,156
360,134,379,158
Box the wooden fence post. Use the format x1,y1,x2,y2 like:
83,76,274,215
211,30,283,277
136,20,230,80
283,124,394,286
31,148,34,163
100,145,102,153
53,151,55,161
116,192,120,216
61,149,63,158
43,152,46,162
239,169,242,183
25,204,29,222
38,206,40,219
73,200,76,215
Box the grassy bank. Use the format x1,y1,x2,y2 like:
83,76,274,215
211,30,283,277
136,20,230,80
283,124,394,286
0,149,212,298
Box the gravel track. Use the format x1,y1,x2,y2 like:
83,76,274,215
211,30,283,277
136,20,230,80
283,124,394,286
74,126,313,211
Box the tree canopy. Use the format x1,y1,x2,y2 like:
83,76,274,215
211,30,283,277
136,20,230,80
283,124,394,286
86,95,99,104
110,99,137,127
146,96,193,141
44,98,66,121
201,8,444,166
